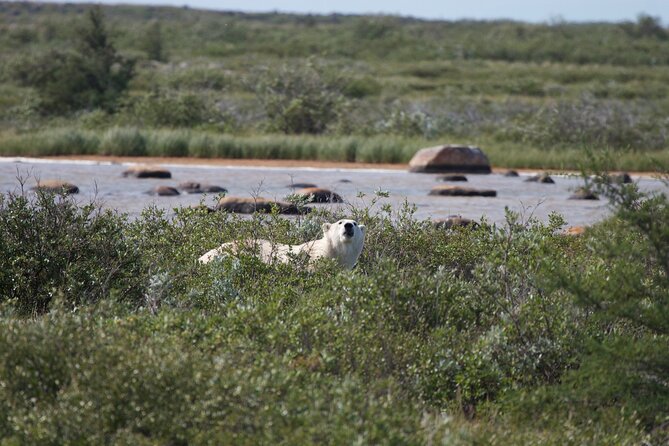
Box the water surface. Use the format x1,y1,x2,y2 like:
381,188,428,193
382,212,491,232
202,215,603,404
2,157,666,227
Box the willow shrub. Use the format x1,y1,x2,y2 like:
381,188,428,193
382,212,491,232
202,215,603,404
0,187,145,316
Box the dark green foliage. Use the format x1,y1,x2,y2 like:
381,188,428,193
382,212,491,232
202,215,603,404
0,177,665,442
550,174,669,429
15,6,135,113
140,19,166,62
125,90,221,128
254,63,348,134
0,187,144,316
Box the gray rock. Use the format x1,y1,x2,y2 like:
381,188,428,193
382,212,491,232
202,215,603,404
122,165,171,179
429,185,497,197
409,144,491,174
216,197,309,214
33,180,79,194
292,187,343,203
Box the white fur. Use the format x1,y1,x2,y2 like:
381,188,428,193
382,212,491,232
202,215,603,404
198,219,365,270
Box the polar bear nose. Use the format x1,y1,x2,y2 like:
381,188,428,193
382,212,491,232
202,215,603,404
344,222,354,235
344,222,353,230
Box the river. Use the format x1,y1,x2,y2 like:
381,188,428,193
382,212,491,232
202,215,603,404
1,157,666,227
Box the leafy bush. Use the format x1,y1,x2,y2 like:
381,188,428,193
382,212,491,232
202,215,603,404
0,188,144,316
254,63,348,134
125,90,222,128
14,6,135,113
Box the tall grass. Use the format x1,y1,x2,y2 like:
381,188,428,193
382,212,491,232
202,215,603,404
0,128,425,163
1,128,668,171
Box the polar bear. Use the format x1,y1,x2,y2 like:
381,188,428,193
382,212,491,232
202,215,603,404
198,219,366,270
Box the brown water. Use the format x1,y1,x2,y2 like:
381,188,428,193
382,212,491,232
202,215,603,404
2,157,666,226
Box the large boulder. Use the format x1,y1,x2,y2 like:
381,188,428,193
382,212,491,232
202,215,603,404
409,144,491,174
429,185,497,197
216,197,309,215
292,187,343,203
122,165,171,179
33,180,79,195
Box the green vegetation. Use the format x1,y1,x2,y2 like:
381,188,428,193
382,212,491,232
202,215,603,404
0,3,668,169
1,5,668,442
0,166,667,443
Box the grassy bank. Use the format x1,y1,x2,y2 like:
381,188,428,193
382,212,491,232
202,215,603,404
2,127,668,171
0,170,667,443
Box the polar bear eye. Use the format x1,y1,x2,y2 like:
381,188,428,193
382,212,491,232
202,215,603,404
338,221,342,224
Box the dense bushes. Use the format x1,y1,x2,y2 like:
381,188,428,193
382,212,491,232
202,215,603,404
0,173,666,442
254,63,349,134
0,187,144,316
10,7,134,114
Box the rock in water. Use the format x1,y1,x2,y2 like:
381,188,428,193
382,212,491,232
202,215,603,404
33,180,79,194
293,187,343,203
148,186,180,196
429,185,497,197
122,165,172,179
569,188,599,200
409,144,491,174
216,197,309,214
436,174,468,182
524,173,555,184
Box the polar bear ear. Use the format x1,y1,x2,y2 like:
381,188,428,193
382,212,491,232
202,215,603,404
321,223,331,234
358,224,365,234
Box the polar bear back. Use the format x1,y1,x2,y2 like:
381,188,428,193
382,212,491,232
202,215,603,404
198,219,365,270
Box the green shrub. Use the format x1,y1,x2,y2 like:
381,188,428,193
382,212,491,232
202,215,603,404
0,190,144,315
254,63,348,134
126,90,221,128
16,7,135,114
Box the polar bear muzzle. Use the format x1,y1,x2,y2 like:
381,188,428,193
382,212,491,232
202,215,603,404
343,222,355,237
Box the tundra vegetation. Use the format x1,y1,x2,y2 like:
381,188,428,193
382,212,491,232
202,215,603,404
0,164,667,444
0,3,669,169
1,3,669,444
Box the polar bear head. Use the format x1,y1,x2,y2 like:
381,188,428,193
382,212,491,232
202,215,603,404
322,219,365,246
319,218,366,269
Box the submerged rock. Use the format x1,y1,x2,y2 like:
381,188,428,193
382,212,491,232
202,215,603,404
148,186,180,196
504,170,519,177
429,185,497,197
33,180,79,195
122,165,171,179
610,172,633,184
286,182,318,189
178,181,227,194
569,188,599,200
524,173,555,184
292,187,343,203
216,196,309,214
433,216,479,230
436,174,468,182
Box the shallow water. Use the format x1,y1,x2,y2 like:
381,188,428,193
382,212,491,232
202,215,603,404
1,157,667,227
